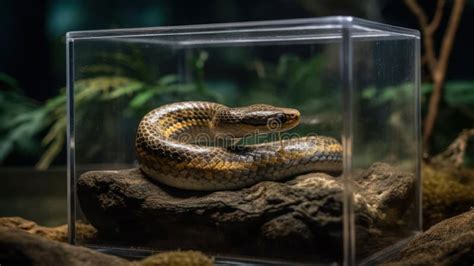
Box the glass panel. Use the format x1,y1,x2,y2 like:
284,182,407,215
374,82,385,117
70,35,345,265
350,32,421,263
66,17,420,265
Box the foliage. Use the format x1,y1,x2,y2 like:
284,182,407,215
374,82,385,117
361,79,474,158
0,50,224,168
361,80,474,111
244,54,342,138
38,77,144,169
433,81,474,115
1,49,474,168
0,87,44,161
246,55,329,108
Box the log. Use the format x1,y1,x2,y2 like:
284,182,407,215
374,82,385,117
77,162,415,262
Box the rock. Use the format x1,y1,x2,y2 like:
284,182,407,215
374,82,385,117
0,216,96,243
77,162,415,262
422,163,474,228
386,209,474,265
0,225,214,266
0,226,128,266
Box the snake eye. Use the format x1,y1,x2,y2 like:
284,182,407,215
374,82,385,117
275,113,286,123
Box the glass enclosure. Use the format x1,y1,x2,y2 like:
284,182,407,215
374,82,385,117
67,17,420,265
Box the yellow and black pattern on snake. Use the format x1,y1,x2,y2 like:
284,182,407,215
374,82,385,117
135,101,342,191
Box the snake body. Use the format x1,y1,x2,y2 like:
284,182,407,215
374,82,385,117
135,101,342,191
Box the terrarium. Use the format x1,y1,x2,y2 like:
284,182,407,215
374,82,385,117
67,17,421,265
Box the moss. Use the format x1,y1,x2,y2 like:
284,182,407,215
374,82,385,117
0,216,97,242
139,251,214,266
423,163,474,228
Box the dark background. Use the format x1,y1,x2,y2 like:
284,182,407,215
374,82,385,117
1,0,473,101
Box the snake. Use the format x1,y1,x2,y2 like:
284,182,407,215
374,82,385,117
135,101,343,191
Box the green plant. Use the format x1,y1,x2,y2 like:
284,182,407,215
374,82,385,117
0,50,224,169
0,88,44,161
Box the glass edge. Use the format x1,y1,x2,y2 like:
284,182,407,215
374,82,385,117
65,16,419,40
66,38,76,245
341,26,355,266
414,37,423,232
350,17,420,37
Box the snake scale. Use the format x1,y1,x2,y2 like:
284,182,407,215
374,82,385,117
135,101,342,191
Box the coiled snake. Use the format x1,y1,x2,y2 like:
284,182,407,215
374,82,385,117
135,101,342,191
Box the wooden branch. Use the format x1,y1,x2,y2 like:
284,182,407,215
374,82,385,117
421,54,428,66
422,0,466,148
404,0,438,74
432,128,474,167
405,0,466,152
437,0,465,79
404,0,429,26
427,0,446,34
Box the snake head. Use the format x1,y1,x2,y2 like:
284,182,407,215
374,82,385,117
212,104,301,137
